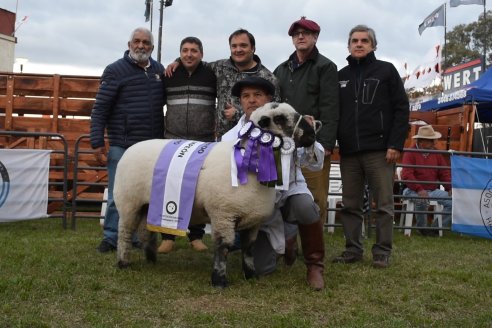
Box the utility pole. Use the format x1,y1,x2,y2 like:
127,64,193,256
157,0,173,63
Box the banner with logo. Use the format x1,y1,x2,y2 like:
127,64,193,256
0,149,51,222
451,155,492,239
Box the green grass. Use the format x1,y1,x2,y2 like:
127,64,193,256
0,218,491,328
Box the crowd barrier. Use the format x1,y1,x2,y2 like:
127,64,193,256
2,129,491,234
71,134,107,229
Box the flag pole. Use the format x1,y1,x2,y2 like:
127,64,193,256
483,0,487,72
13,0,19,37
150,0,154,32
156,0,173,64
444,3,448,71
157,0,164,63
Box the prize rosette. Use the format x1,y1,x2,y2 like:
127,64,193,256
248,127,262,140
281,137,295,155
238,121,253,139
259,131,274,146
233,121,283,187
272,136,283,149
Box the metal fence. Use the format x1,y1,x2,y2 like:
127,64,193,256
71,134,107,229
326,147,492,237
3,131,492,234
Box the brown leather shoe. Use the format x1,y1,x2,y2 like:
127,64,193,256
157,240,175,253
284,235,298,266
307,265,324,291
190,239,208,252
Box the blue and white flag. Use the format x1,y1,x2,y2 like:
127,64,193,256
418,4,446,35
450,0,484,7
0,149,51,222
451,155,492,239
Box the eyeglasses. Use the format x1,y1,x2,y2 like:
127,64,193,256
292,30,314,38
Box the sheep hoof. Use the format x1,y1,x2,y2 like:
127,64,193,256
242,261,256,280
211,271,229,288
117,261,130,269
145,247,157,263
243,269,256,280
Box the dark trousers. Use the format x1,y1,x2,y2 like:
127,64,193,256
340,151,395,257
161,224,206,242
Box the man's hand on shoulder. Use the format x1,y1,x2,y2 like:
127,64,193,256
164,61,180,77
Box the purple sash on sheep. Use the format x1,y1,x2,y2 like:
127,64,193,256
147,140,216,236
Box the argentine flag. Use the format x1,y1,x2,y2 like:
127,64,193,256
451,155,492,239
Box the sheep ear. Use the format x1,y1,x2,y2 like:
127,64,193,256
273,114,287,126
258,116,271,128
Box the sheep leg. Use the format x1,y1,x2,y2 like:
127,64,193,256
240,228,259,280
210,217,238,288
144,232,158,263
117,222,133,268
135,209,158,264
211,236,229,288
117,208,141,268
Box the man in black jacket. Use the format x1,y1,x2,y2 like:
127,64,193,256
334,25,409,268
158,36,217,254
91,27,165,253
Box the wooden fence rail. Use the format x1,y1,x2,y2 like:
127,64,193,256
0,72,104,215
0,72,477,217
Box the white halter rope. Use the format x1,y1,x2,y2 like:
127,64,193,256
314,120,322,134
291,115,303,138
291,115,323,139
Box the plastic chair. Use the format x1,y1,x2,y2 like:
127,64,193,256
100,187,108,227
400,199,443,237
327,164,342,233
396,167,444,237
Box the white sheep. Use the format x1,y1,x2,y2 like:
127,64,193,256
114,102,316,288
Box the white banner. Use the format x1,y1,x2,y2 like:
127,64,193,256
0,149,51,222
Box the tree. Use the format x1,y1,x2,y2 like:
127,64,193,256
444,10,492,69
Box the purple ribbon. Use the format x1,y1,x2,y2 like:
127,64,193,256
233,123,279,185
238,138,257,184
234,143,248,184
258,143,277,182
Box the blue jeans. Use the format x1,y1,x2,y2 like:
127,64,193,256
102,146,126,247
403,188,452,227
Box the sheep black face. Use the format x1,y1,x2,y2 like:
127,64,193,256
251,102,316,148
